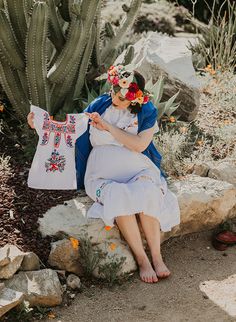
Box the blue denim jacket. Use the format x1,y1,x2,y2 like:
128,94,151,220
75,93,166,190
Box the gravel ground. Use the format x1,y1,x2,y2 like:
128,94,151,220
0,134,78,264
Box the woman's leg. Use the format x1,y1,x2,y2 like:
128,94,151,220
138,212,170,278
115,214,158,283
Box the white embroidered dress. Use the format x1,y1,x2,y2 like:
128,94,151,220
84,104,181,232
28,105,88,190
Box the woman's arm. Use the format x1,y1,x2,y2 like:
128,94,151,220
105,123,155,153
85,111,155,153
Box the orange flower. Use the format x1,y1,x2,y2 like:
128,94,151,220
105,226,112,231
136,97,144,104
69,237,79,250
48,311,56,319
109,243,117,251
136,90,143,98
169,116,176,123
0,104,4,112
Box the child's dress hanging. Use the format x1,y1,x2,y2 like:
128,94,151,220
27,105,88,190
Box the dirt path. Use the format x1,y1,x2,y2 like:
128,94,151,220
39,229,236,322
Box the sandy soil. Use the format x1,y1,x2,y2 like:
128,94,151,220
39,229,236,322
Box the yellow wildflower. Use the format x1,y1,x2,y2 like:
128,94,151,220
0,104,4,112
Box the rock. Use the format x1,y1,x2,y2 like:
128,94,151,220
0,287,24,318
0,246,10,268
4,269,62,307
66,274,81,290
163,175,236,240
38,191,121,244
193,163,210,177
20,252,40,271
48,239,83,276
115,32,201,121
92,239,137,279
208,162,236,186
199,274,236,317
0,245,25,279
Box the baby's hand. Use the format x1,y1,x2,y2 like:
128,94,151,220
27,112,35,129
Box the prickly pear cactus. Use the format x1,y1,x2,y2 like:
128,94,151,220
0,0,141,120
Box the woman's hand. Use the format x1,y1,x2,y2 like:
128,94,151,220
27,112,35,129
85,112,109,131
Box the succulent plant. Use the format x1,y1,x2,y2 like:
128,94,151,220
0,0,141,121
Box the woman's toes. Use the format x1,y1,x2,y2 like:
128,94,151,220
153,260,171,279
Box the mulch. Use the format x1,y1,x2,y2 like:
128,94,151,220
0,133,78,265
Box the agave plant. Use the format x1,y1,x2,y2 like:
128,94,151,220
145,74,180,120
187,0,236,71
0,0,141,121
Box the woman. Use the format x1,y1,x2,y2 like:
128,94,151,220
27,65,180,284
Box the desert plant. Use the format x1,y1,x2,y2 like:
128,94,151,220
78,231,106,278
0,0,141,121
98,253,126,286
187,0,236,71
145,74,180,120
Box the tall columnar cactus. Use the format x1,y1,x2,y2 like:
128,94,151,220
0,0,140,120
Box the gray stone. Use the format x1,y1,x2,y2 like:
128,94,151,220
0,245,25,279
193,163,210,177
208,162,236,186
0,287,24,318
92,239,137,279
115,32,201,121
162,175,236,241
20,252,40,271
48,239,83,276
66,274,81,290
4,269,62,307
38,191,121,245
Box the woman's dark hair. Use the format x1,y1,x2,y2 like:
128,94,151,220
127,70,146,114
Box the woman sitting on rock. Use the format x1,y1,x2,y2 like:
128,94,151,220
27,64,180,283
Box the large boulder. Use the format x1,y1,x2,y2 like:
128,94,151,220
38,191,121,245
48,239,83,276
114,32,201,121
208,162,236,186
162,175,236,241
4,269,63,307
92,239,137,279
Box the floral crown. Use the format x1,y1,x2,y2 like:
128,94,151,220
107,64,153,105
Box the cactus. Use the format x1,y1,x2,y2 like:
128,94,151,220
0,0,142,120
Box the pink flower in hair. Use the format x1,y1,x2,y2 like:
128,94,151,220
113,76,119,85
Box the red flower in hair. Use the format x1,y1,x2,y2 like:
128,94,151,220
125,91,136,101
128,82,139,93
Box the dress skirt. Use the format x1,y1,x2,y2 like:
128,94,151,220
84,144,180,232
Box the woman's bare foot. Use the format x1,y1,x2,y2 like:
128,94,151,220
152,255,171,279
138,257,159,283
